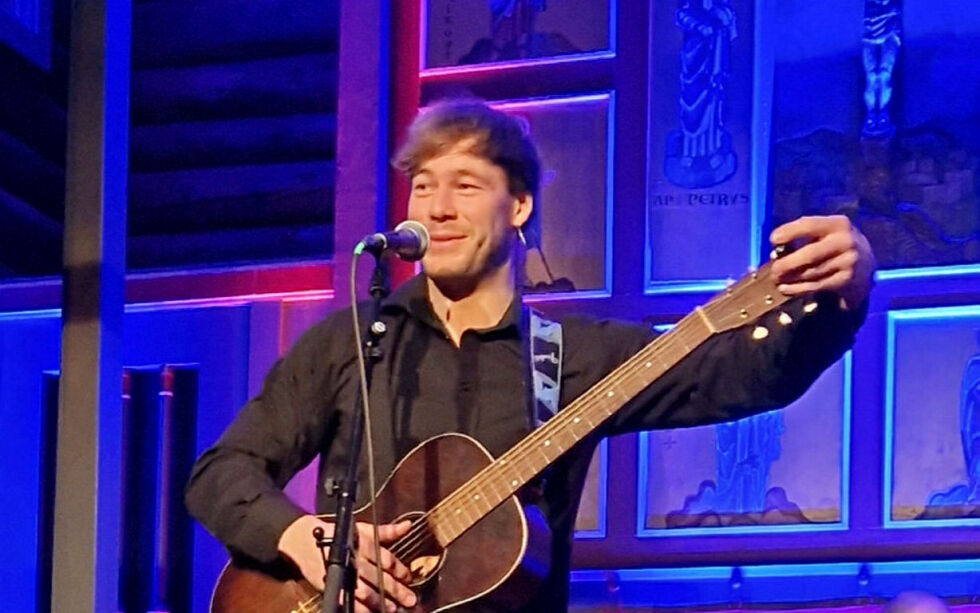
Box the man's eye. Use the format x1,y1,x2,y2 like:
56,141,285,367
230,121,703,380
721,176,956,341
458,183,478,191
413,183,432,192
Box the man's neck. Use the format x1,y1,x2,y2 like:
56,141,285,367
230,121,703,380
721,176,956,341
426,264,517,347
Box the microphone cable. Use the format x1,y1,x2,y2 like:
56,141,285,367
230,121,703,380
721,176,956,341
349,241,389,612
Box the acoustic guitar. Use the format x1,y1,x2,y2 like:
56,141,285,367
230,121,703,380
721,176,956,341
210,257,800,613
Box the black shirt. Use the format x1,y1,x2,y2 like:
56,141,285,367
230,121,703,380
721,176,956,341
185,275,863,612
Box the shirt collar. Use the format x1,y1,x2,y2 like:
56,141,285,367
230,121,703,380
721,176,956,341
382,274,523,336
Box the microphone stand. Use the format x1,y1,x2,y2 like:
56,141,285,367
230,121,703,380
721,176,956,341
319,254,389,613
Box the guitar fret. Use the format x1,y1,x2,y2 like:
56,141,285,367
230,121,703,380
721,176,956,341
471,493,490,513
536,445,552,464
500,464,524,489
486,477,507,501
459,502,477,525
431,514,457,546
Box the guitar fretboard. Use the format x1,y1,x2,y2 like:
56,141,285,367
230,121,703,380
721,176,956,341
422,262,790,547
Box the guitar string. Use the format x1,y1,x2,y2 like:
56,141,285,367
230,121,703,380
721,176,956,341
296,268,781,610
386,266,783,562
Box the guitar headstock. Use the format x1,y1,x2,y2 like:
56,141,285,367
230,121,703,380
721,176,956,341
697,245,809,336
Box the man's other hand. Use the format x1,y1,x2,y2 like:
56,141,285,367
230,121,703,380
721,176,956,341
278,514,416,613
770,215,876,310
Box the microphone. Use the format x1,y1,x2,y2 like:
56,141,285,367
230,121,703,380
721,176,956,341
359,220,429,261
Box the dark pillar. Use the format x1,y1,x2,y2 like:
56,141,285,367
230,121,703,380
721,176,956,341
50,0,131,611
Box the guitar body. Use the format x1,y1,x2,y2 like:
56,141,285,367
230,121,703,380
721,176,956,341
210,433,551,613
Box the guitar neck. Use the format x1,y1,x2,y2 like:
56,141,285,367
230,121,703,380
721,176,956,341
425,262,789,546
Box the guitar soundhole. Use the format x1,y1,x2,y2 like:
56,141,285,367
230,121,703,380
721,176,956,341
392,511,446,590
409,555,442,583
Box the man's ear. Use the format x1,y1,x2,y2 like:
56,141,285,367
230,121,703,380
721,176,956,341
511,192,533,229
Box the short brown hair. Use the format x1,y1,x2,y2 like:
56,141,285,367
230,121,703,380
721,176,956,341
394,98,541,232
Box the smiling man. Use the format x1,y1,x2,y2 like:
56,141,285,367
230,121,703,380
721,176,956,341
186,99,875,613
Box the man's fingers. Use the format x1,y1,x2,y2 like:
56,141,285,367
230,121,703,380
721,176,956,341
356,559,417,607
770,214,849,245
353,569,417,612
356,541,412,582
771,233,848,280
378,520,413,542
793,250,858,283
358,520,412,545
770,214,874,308
356,521,413,581
778,268,852,296
353,578,394,613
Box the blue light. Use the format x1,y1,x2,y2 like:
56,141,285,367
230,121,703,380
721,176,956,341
645,280,728,295
871,559,980,573
0,308,60,320
741,562,862,578
876,263,980,281
883,307,898,530
841,350,853,529
523,289,611,303
750,0,777,270
888,304,980,321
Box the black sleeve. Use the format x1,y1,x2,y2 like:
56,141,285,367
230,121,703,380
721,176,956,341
604,291,866,434
184,312,352,564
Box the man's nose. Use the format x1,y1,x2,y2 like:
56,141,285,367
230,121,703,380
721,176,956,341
428,188,456,219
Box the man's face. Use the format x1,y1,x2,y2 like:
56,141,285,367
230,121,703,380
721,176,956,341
407,139,531,287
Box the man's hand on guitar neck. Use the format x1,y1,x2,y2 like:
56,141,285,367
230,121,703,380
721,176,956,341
278,514,418,613
770,215,876,311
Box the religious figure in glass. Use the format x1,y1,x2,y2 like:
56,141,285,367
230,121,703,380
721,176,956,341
459,0,580,65
712,412,785,513
921,331,980,516
664,411,813,528
664,0,738,189
861,0,902,138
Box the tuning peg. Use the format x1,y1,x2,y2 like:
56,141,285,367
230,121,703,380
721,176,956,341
725,277,735,293
778,311,793,326
770,245,788,260
752,325,770,340
803,300,818,314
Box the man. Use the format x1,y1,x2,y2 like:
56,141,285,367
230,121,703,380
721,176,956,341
186,99,874,613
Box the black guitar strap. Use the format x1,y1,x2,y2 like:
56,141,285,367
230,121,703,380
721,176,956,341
520,306,563,505
526,307,563,428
